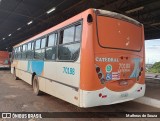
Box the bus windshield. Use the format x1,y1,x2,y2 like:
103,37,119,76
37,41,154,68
96,15,142,51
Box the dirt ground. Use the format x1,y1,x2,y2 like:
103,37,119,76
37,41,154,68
0,70,160,121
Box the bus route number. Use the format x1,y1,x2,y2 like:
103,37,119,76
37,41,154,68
63,67,75,75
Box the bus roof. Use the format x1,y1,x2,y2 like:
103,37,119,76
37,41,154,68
14,8,142,48
95,9,142,26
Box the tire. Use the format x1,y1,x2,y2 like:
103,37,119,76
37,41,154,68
33,75,42,96
13,69,19,80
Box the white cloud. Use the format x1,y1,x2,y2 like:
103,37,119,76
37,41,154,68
145,40,160,64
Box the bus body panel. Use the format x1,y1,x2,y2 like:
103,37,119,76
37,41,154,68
45,77,79,106
43,62,80,88
11,10,84,106
94,53,144,91
11,59,81,106
80,9,145,107
80,9,101,90
12,60,32,85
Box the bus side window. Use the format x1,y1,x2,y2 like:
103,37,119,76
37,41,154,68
58,24,81,61
41,38,46,48
28,43,31,50
40,37,46,59
35,39,44,60
14,48,16,59
75,24,82,42
60,26,74,44
31,42,34,50
17,46,22,59
46,33,57,60
16,47,18,59
35,39,41,50
27,42,33,59
22,44,27,59
59,31,63,44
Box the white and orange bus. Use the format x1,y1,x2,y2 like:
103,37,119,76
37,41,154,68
11,9,145,107
0,51,10,69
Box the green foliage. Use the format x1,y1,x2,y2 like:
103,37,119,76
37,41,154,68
148,62,160,73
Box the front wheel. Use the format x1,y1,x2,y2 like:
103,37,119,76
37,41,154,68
13,69,19,80
33,75,42,96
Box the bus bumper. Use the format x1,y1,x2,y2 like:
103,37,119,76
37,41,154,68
0,65,10,68
80,83,145,107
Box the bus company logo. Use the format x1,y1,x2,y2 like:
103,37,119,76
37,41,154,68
1,113,42,119
95,57,119,62
2,113,11,118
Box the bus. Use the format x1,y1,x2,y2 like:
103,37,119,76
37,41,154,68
11,9,145,107
0,51,10,69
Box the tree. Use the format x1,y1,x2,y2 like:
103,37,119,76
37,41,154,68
148,62,160,73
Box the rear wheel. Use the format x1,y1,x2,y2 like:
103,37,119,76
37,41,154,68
33,75,42,95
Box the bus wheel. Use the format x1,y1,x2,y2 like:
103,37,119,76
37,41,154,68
33,75,42,96
13,69,18,80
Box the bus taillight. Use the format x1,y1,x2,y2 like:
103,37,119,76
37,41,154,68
139,67,143,77
95,65,105,84
141,67,143,71
137,87,143,92
98,73,102,79
96,67,100,73
120,56,123,59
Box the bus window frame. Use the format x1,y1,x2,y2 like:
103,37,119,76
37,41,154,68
16,46,22,60
34,35,46,60
12,19,83,62
41,37,47,49
57,20,82,62
27,42,32,51
47,32,58,47
21,44,27,60
45,32,58,61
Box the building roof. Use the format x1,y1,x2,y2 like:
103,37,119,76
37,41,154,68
0,0,160,51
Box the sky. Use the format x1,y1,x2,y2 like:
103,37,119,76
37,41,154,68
145,39,160,64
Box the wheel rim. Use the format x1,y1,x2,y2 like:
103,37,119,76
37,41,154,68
33,78,38,94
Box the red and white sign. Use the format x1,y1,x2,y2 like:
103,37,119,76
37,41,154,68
112,72,120,80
